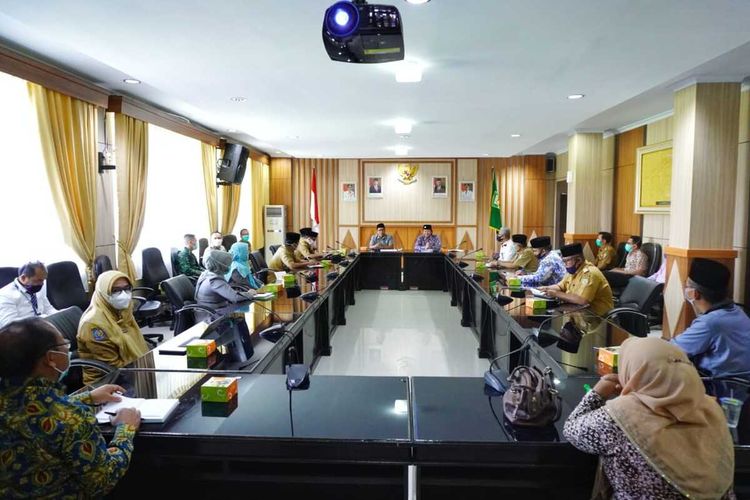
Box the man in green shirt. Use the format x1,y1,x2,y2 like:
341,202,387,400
176,234,204,278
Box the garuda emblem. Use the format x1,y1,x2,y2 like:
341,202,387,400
396,163,418,184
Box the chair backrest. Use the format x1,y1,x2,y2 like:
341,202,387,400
198,238,209,265
141,248,170,290
45,305,83,351
249,250,267,271
269,244,281,256
170,248,180,276
46,261,89,311
615,242,627,267
619,276,664,313
222,234,237,250
641,242,662,277
93,255,113,282
0,267,18,288
162,274,196,309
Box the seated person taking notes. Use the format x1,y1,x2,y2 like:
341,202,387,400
414,224,441,253
268,232,310,271
176,233,204,278
0,261,57,328
295,227,325,260
539,243,613,316
494,234,538,272
671,258,750,377
517,236,566,287
195,251,254,309
77,271,150,385
369,223,394,250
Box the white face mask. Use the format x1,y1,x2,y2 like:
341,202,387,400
107,290,132,310
212,238,223,247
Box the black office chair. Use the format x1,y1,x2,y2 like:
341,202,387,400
605,276,664,337
141,248,170,297
93,254,113,282
222,234,238,250
46,261,89,311
641,242,662,277
269,244,281,256
0,267,18,288
162,275,217,334
615,242,628,268
170,247,180,276
250,250,268,270
198,238,208,266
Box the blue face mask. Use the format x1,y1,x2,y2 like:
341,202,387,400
50,350,72,382
625,243,633,253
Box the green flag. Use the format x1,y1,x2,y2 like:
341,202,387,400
489,169,502,231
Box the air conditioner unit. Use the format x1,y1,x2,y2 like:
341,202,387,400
264,205,287,264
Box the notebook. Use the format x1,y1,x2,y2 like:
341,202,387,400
96,396,180,424
252,292,275,301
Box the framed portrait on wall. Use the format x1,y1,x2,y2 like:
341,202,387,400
367,176,383,198
458,181,475,202
341,182,356,202
635,140,672,214
432,176,448,198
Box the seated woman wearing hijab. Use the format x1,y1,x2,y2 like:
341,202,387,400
195,250,254,310
226,242,263,291
77,271,150,385
564,337,735,499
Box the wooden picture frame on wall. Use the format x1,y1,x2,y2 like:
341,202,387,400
458,181,475,202
367,176,383,198
635,140,672,214
432,176,448,198
341,181,357,202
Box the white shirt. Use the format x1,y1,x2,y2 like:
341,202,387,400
203,245,226,263
0,279,57,329
499,240,517,262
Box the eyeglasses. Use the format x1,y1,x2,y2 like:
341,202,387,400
111,285,133,293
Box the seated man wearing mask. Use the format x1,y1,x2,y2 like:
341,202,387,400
203,231,226,262
195,250,253,309
77,271,150,384
176,234,204,278
540,243,613,316
594,231,616,270
295,227,325,261
239,228,251,246
226,242,263,291
269,232,310,272
0,261,57,328
672,258,750,377
494,234,538,272
493,227,516,261
517,236,566,287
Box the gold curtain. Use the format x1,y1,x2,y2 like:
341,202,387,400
115,113,148,281
28,82,98,282
250,160,270,248
291,158,338,251
201,143,219,232
219,183,242,235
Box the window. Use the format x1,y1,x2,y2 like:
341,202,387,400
0,71,80,270
134,124,208,277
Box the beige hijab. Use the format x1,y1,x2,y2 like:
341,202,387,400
79,270,148,363
606,337,734,499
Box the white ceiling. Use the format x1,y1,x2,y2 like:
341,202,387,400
1,0,750,158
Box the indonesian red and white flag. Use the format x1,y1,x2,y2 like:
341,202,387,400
310,168,320,232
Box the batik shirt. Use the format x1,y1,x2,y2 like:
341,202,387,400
176,247,203,277
0,377,136,499
414,234,442,253
519,250,566,287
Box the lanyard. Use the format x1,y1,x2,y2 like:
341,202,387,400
13,282,40,315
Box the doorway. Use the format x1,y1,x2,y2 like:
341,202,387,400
555,180,568,248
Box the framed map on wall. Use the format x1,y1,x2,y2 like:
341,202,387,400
635,140,672,214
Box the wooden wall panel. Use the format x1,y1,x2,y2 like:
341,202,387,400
358,225,456,251
291,159,339,251
523,155,548,238
270,158,292,231
613,127,645,244
338,159,359,226
362,161,454,223
456,158,478,226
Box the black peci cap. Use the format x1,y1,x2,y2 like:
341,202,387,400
285,232,301,245
511,234,527,246
423,224,432,230
530,236,550,249
377,223,385,229
560,243,583,258
689,258,731,292
300,228,318,239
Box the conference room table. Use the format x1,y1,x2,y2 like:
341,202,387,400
94,251,750,499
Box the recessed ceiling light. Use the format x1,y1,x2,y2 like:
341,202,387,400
405,0,430,4
227,129,237,133
394,119,413,135
395,61,422,83
567,94,585,100
483,153,490,156
510,133,521,138
123,78,141,84
394,145,409,156
276,150,283,154
229,96,247,102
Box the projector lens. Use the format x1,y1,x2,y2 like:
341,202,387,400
325,1,359,38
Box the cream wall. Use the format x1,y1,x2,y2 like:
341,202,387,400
735,88,750,302
566,133,604,234
600,135,615,231
456,158,477,250
642,116,673,249
338,158,359,248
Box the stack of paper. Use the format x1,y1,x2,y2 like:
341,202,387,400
95,396,179,424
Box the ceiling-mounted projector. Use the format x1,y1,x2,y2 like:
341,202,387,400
322,0,404,63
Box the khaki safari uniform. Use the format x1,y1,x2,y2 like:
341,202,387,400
295,239,317,260
269,245,300,271
557,261,614,316
513,248,539,272
595,244,616,270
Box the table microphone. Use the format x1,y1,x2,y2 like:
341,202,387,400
458,247,483,268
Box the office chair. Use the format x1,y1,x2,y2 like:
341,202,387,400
641,242,662,277
170,247,180,276
269,244,281,255
605,276,664,337
198,238,208,266
0,266,18,288
162,275,217,334
46,261,89,311
141,248,170,298
250,250,268,270
93,254,113,281
222,234,238,250
615,242,628,268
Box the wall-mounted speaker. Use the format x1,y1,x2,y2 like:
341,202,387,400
545,153,556,173
217,143,249,184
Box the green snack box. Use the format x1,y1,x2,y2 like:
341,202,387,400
201,396,239,418
507,277,521,288
525,298,548,312
283,274,296,287
187,352,218,369
185,339,216,358
201,376,239,403
489,271,499,281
